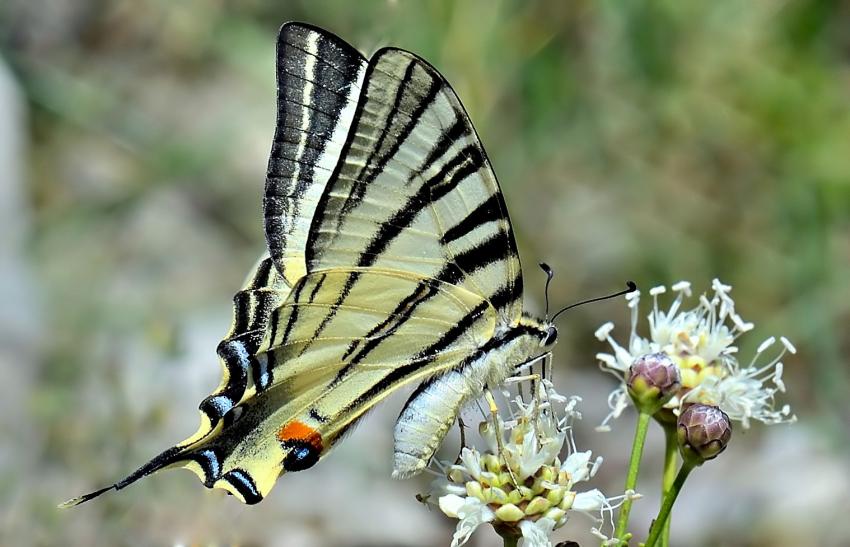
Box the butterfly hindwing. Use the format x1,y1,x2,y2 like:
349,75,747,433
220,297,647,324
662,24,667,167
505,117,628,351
59,253,291,507
192,253,291,440
174,268,496,503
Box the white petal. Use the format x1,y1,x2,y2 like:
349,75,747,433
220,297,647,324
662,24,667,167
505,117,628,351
594,322,615,340
449,498,495,547
561,450,592,482
596,353,617,367
649,286,667,296
459,447,482,479
730,313,750,331
438,494,466,518
519,517,557,547
573,489,606,513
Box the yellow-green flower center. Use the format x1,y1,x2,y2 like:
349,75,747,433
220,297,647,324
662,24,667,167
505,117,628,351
447,453,573,528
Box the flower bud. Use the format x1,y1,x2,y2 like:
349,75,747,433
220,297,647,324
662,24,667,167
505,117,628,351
494,503,525,522
677,404,732,465
525,496,551,515
627,352,682,414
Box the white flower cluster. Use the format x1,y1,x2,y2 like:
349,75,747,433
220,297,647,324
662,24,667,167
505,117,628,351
595,279,796,429
426,380,628,547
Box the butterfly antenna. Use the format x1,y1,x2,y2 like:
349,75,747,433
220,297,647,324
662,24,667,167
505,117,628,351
539,262,555,320
550,281,637,323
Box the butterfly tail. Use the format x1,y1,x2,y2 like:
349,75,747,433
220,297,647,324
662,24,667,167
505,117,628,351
59,445,186,508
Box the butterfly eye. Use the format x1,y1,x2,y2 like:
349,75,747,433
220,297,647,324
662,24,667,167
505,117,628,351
543,326,558,346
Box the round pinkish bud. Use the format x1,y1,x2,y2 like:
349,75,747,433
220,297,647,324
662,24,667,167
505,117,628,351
677,404,732,465
627,352,682,414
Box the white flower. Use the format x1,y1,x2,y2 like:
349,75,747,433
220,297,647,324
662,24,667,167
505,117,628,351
684,336,797,428
519,517,556,547
424,380,619,547
595,279,796,429
438,495,495,547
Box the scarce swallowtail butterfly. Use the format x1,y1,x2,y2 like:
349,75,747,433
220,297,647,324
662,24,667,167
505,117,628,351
63,22,563,506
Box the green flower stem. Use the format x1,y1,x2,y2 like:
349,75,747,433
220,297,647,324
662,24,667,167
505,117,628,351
502,534,519,547
660,425,678,547
645,461,695,547
613,411,652,544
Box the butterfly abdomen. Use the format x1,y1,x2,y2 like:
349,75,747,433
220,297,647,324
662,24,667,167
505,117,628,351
393,318,553,478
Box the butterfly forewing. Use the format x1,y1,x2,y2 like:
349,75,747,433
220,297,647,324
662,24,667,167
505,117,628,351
264,23,368,285
306,48,523,327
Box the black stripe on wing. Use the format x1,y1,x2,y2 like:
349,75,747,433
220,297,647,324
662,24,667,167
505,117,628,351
199,256,289,426
331,61,442,235
334,279,441,380
222,469,263,505
305,47,523,325
440,194,501,244
343,300,491,412
263,23,367,283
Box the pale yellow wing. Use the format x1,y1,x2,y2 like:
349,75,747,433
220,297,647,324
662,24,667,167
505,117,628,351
305,48,523,327
59,252,291,507
188,252,291,445
191,21,369,449
199,267,494,502
63,268,495,506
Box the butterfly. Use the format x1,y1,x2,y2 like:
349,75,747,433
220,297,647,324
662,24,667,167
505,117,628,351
62,22,561,507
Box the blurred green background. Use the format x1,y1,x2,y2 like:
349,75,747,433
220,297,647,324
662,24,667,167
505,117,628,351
1,0,848,545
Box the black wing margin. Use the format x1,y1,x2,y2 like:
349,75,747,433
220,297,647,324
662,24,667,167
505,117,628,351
263,23,368,285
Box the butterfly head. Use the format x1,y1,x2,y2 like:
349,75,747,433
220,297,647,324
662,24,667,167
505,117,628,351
541,324,558,347
516,314,558,351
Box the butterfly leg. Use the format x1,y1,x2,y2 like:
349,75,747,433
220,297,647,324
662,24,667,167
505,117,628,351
510,351,549,401
453,416,468,465
504,373,541,383
503,371,560,446
504,372,541,407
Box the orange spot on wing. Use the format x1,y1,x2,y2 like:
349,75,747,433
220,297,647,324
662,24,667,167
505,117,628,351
277,420,323,451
